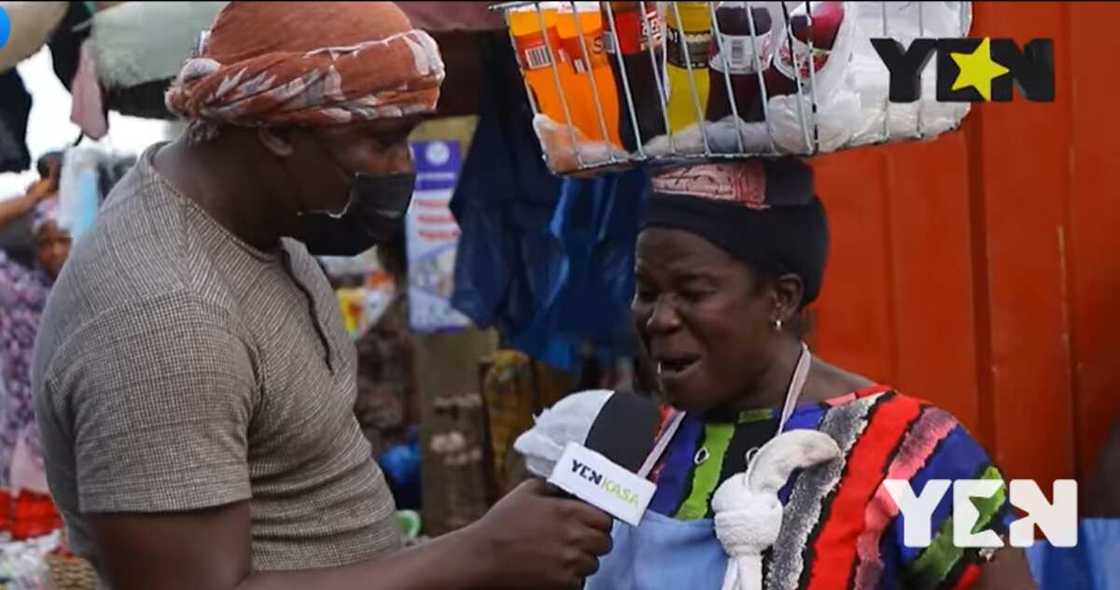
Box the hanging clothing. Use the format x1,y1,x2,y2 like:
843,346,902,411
0,2,69,72
69,39,108,140
46,2,94,93
0,251,53,489
450,33,562,331
0,70,33,174
588,387,1017,590
450,34,645,372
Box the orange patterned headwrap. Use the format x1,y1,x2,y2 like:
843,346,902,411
165,2,445,129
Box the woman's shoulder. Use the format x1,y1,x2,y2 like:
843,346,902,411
823,387,1000,477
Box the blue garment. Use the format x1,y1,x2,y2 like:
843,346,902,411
449,34,646,372
1026,518,1120,590
449,34,561,331
505,168,647,371
586,508,728,590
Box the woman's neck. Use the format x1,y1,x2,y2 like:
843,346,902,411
719,341,877,415
721,337,806,415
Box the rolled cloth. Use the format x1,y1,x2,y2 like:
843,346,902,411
165,2,445,128
643,159,829,305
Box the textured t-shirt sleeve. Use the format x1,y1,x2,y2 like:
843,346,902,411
47,292,257,514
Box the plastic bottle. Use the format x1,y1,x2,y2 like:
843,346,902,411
706,2,774,123
664,2,712,132
557,2,622,146
509,4,573,127
765,1,845,97
601,1,667,151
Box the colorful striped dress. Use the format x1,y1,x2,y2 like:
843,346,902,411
647,385,1013,590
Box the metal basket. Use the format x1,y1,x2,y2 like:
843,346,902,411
491,1,973,175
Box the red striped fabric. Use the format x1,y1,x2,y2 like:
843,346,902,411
805,394,924,590
851,408,958,588
951,563,982,589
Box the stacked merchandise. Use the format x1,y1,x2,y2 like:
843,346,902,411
499,1,973,173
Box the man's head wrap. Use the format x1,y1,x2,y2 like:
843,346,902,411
643,158,829,305
165,2,445,130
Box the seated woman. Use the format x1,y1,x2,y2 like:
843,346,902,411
584,159,1035,590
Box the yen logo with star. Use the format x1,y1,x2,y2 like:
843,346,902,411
871,36,1055,103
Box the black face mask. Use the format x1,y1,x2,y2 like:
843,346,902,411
296,172,415,257
293,137,417,256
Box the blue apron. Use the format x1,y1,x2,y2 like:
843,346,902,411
584,408,727,590
585,511,728,590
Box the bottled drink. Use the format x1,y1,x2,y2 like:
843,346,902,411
765,1,845,97
602,1,667,151
706,2,774,122
664,2,712,133
510,4,572,126
557,2,622,146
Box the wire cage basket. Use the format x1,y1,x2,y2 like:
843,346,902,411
490,1,973,175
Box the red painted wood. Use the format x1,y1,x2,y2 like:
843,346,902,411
810,2,1120,489
1067,3,1120,480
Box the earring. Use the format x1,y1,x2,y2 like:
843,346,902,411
774,318,783,331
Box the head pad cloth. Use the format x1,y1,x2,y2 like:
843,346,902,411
643,158,829,305
165,1,445,129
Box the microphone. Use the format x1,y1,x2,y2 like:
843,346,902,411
513,389,664,526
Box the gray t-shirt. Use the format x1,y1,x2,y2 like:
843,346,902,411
31,146,401,576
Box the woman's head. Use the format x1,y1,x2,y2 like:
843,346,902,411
32,198,71,279
632,159,828,413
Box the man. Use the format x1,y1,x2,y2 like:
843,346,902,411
31,3,610,589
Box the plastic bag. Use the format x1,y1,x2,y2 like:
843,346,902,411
533,114,631,175
846,1,973,145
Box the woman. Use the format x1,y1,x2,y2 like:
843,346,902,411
0,153,70,536
585,159,1036,589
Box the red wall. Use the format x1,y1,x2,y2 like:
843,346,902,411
811,2,1120,490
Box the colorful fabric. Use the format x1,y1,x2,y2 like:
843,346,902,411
647,387,1015,589
165,2,445,128
0,251,53,489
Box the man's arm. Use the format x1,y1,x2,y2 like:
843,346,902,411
90,502,486,590
55,296,611,590
90,479,610,590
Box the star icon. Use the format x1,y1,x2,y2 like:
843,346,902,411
951,38,1010,101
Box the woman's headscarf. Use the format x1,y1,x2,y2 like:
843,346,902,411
642,158,829,304
31,197,61,236
165,2,445,129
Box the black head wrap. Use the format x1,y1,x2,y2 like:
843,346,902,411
642,158,829,305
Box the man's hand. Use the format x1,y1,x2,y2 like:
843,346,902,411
460,478,614,589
